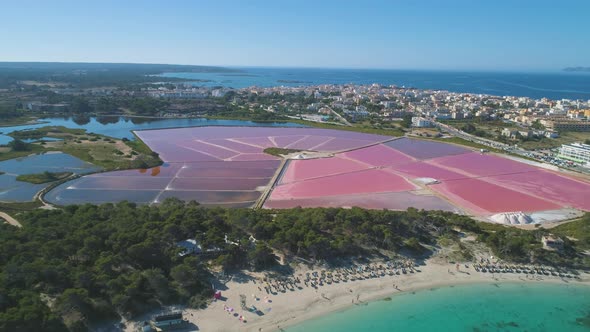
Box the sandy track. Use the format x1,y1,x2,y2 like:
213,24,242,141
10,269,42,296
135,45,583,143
0,211,22,227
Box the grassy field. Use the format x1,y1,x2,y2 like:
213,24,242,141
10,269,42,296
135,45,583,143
551,213,590,250
263,147,303,157
0,116,41,127
59,138,161,170
0,201,43,213
517,131,590,150
16,171,73,184
5,126,162,170
9,126,86,139
0,144,47,162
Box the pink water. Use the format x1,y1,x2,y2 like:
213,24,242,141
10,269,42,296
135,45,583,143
265,191,459,211
287,135,333,150
280,157,369,184
430,178,561,214
169,177,270,191
179,140,240,160
82,127,590,213
342,144,415,167
384,138,469,159
183,160,280,169
230,153,279,161
272,135,307,147
155,145,221,162
233,136,277,148
391,162,468,181
313,138,382,152
488,170,590,210
270,169,416,199
205,139,262,153
432,152,537,177
177,167,276,178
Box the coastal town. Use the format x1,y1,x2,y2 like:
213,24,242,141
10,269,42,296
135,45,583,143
9,79,590,172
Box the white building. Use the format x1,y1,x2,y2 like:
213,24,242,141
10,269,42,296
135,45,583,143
412,117,434,128
558,143,590,167
211,89,228,97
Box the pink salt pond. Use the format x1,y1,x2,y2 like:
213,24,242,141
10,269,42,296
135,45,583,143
431,152,537,177
46,126,590,219
280,157,368,184
271,169,417,199
429,178,561,214
341,144,415,167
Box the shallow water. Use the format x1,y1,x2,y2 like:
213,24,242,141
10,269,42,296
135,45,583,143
0,152,100,201
0,116,306,144
286,283,590,332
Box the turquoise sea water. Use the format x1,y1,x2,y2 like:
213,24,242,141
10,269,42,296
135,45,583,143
286,283,590,332
162,68,590,100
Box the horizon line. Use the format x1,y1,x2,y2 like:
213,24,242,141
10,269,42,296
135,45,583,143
0,60,586,74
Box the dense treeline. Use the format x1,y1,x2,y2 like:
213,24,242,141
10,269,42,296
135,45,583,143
0,200,587,331
231,207,469,258
0,200,228,331
0,105,24,119
37,92,171,116
0,63,238,88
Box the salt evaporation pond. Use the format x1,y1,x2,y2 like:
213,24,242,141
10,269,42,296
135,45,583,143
46,126,390,206
44,126,590,221
266,136,590,220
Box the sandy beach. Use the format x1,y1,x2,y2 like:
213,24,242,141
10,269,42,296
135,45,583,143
124,259,590,332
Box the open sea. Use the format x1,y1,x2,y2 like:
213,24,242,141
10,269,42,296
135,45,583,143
161,68,590,100
286,283,590,332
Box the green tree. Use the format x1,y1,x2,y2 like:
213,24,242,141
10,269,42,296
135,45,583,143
461,123,477,133
248,242,277,270
7,139,31,151
531,120,545,130
400,114,412,128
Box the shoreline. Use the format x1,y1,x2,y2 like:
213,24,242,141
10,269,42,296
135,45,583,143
124,260,590,332
268,274,588,332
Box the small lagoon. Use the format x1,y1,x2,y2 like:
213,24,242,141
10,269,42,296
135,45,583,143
286,283,590,332
0,152,100,202
0,116,306,144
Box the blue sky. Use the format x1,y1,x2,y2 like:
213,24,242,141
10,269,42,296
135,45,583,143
1,0,588,70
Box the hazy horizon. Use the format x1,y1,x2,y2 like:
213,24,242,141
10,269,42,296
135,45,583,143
1,0,589,71
1,61,588,74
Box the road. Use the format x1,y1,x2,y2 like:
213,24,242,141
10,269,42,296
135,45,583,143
434,121,590,174
0,211,22,228
435,121,534,157
327,107,352,126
